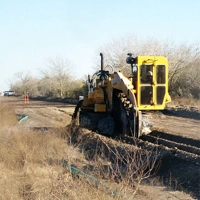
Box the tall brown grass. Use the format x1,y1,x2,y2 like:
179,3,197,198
0,103,160,199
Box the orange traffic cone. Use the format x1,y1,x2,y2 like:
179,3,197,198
24,94,29,104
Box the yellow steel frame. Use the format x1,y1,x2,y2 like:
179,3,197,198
137,56,171,110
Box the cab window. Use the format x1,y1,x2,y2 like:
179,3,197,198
140,65,153,84
157,65,166,84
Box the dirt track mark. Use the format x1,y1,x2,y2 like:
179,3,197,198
150,131,200,148
141,132,200,156
163,107,200,120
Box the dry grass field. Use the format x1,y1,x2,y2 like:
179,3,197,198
0,106,119,199
0,96,198,199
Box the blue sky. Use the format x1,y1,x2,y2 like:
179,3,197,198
0,0,199,92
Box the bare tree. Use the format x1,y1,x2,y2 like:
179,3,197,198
40,57,73,98
7,78,15,91
12,71,33,95
15,71,32,86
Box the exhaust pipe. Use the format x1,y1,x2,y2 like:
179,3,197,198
100,53,104,71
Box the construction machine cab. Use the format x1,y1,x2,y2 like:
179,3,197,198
126,54,171,110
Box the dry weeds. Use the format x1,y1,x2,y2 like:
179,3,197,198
0,102,194,199
1,103,152,199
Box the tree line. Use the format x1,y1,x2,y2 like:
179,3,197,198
10,35,200,99
9,57,87,99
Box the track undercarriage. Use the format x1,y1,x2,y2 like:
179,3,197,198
72,91,141,138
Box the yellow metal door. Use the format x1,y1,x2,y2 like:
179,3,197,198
137,56,169,110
